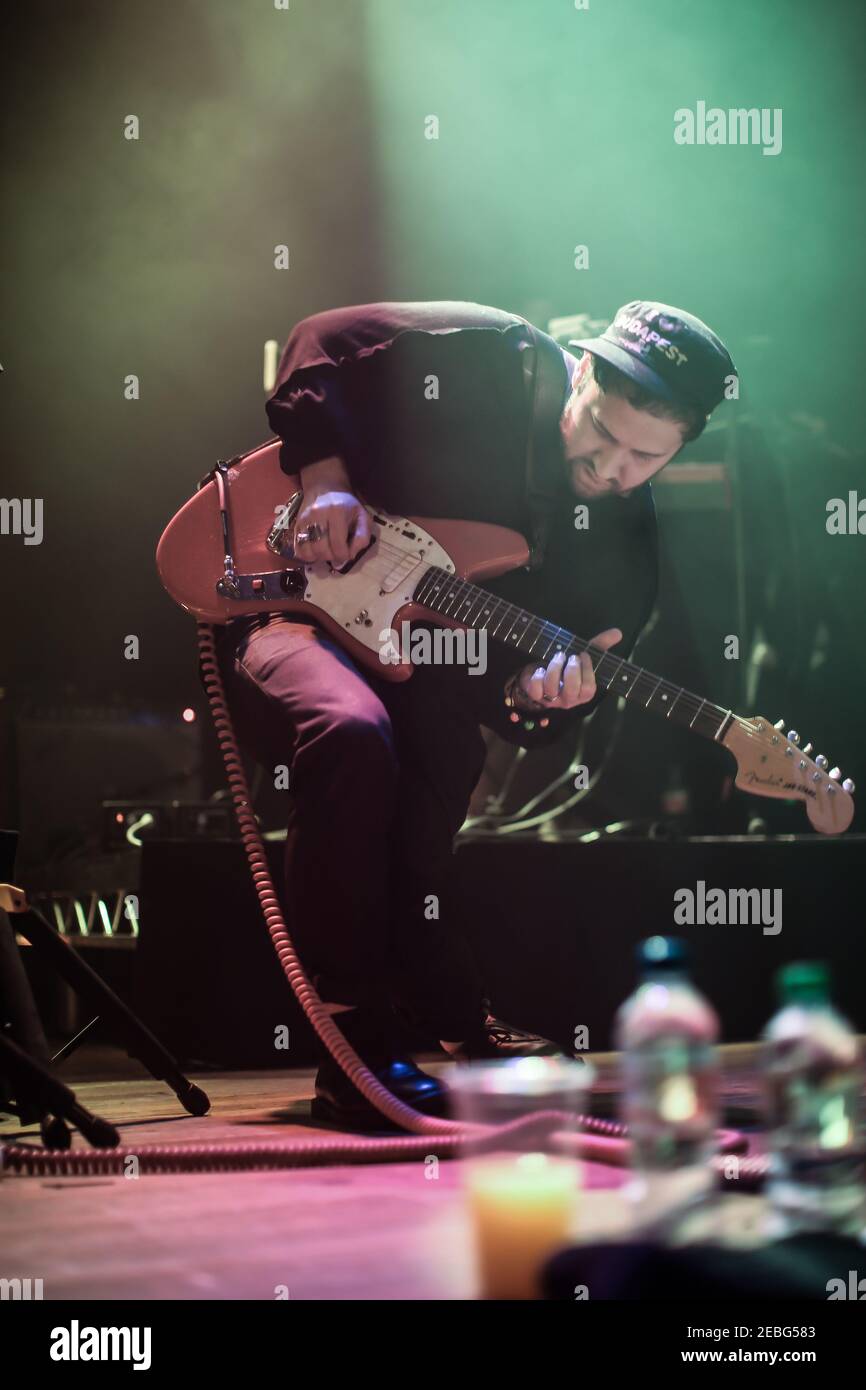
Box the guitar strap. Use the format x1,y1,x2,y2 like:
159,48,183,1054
517,320,570,571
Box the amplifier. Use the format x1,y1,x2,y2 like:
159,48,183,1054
14,707,202,889
135,837,316,1068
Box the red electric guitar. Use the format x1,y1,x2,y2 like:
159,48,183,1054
157,439,855,835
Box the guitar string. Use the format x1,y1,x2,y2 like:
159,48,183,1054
329,535,836,794
292,534,795,750
308,532,747,733
380,548,825,765
357,533,725,728
291,540,838,783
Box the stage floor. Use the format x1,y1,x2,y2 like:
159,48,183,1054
1,1046,769,1301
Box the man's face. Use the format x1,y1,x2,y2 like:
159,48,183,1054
560,365,686,500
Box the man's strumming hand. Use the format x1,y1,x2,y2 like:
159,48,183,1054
295,456,371,568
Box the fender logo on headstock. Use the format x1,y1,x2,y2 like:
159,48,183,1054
741,770,816,799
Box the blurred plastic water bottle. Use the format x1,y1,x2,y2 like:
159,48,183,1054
615,936,720,1242
762,961,865,1240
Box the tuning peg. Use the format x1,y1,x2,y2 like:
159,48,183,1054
786,730,800,744
843,778,856,794
773,719,785,730
815,754,829,770
829,767,842,781
802,743,813,755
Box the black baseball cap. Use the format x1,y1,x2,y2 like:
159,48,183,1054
569,300,737,419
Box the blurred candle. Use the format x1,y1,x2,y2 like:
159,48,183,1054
465,1152,579,1300
449,1057,593,1300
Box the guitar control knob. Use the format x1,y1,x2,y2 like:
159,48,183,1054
787,731,800,745
843,778,856,794
815,755,829,769
829,767,842,781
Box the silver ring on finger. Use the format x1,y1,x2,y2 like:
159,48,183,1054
296,523,323,545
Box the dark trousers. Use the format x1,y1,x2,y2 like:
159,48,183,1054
214,616,489,1038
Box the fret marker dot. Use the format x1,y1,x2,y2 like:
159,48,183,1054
661,694,668,701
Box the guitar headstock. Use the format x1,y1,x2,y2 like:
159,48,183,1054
722,716,855,835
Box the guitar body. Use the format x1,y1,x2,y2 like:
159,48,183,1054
156,438,530,680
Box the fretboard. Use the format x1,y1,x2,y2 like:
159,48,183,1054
413,565,732,741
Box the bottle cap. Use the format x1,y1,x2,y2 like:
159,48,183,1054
777,961,830,1004
637,935,688,975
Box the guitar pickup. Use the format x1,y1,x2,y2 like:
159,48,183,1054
378,551,422,594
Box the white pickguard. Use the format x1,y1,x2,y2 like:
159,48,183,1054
300,509,457,658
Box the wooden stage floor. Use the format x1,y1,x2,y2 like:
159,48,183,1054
1,1045,769,1301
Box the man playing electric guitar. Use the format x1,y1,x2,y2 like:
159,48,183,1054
213,299,737,1127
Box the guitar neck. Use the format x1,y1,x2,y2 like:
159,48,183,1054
413,565,733,742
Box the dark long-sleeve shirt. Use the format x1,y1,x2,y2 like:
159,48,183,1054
254,300,658,747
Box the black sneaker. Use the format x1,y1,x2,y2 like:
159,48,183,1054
310,1005,451,1131
440,1000,570,1062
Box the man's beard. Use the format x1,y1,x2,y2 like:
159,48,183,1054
570,459,623,500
